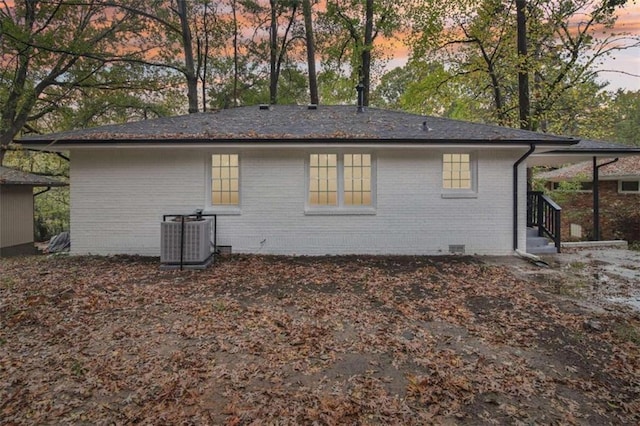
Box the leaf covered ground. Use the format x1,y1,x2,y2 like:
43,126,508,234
1,254,639,424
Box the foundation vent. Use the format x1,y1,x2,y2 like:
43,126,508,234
449,244,465,254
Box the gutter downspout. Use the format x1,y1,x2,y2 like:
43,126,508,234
513,144,536,251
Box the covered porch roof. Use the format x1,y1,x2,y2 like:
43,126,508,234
529,139,640,167
530,139,640,242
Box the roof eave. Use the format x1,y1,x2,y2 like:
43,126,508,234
17,137,577,148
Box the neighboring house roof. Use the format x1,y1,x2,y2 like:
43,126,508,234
537,156,640,181
17,105,577,147
0,166,67,187
529,139,640,166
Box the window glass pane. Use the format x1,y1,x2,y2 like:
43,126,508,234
345,168,352,179
212,154,239,205
443,153,471,190
344,155,352,166
309,154,337,205
621,181,639,192
344,153,372,206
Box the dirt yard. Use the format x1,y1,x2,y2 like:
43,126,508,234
1,252,639,424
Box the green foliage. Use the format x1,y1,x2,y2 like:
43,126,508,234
610,90,640,146
543,173,591,204
317,70,359,105
404,0,639,131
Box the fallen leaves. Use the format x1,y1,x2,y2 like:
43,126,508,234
0,254,638,424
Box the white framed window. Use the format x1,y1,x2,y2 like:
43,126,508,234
208,154,241,213
306,153,375,214
309,154,338,205
619,180,640,193
441,152,477,198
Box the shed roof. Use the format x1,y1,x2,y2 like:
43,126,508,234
0,166,67,187
537,156,640,181
18,105,577,146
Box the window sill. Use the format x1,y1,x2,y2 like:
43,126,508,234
204,206,241,216
304,207,377,216
441,191,478,199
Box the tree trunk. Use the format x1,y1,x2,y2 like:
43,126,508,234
232,0,239,107
200,1,210,112
516,0,531,130
362,0,374,106
302,0,319,105
269,0,278,104
177,0,199,113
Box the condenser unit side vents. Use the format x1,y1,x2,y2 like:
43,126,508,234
161,219,212,264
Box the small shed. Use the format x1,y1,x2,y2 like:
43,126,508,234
0,166,66,257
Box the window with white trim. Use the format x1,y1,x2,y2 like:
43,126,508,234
309,154,338,205
308,153,374,211
619,180,640,193
344,154,372,205
443,153,471,189
441,152,477,197
211,154,239,205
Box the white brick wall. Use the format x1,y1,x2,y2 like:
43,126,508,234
70,147,529,256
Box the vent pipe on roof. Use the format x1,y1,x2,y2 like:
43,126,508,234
356,81,365,113
308,104,318,110
259,104,270,110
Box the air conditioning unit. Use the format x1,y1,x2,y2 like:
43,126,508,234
161,218,212,265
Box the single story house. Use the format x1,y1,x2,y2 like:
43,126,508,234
17,105,580,257
536,155,640,242
0,166,67,256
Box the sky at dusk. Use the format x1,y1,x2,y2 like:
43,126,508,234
598,4,640,91
384,4,640,92
2,1,638,91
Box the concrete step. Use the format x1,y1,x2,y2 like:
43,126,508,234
526,227,558,254
527,227,540,237
527,244,558,254
527,236,551,247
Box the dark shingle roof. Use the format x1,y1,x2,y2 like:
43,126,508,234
18,105,577,146
0,166,67,187
537,156,640,181
545,139,640,154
